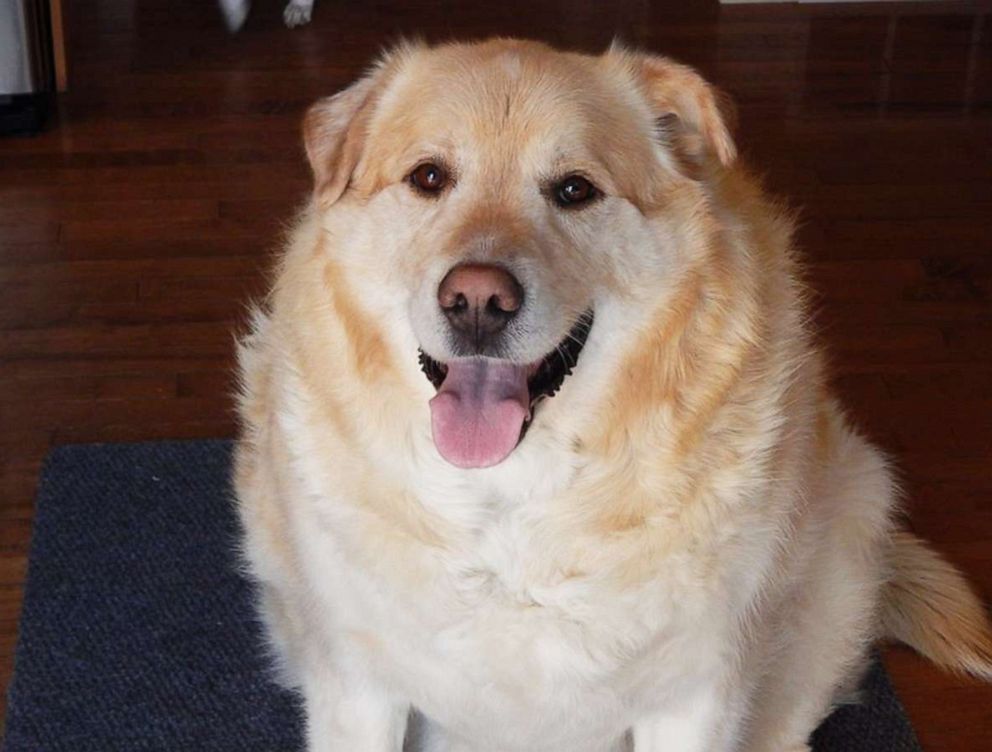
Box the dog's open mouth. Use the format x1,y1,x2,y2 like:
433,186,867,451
418,311,593,469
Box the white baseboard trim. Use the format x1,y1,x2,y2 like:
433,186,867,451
720,0,945,4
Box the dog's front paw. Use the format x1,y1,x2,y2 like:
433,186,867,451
283,0,313,27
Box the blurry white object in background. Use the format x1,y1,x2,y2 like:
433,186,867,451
1,0,53,135
218,0,251,32
283,0,313,27
1,0,51,95
218,0,314,32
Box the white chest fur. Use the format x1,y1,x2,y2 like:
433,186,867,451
281,416,730,751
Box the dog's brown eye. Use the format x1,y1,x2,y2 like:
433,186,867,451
554,175,597,207
410,163,447,194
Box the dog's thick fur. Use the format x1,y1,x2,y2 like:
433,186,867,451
234,39,992,752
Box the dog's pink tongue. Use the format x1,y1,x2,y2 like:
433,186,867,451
429,359,530,469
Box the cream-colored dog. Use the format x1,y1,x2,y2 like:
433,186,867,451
234,39,992,752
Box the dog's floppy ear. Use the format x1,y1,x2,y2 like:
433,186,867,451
610,46,736,178
303,41,421,206
303,73,380,207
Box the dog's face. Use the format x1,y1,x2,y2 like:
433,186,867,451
304,40,735,469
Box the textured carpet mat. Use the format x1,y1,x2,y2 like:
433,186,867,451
3,441,921,751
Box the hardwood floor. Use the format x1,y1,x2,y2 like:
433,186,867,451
1,0,990,746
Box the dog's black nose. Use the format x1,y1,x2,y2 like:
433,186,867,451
438,264,523,352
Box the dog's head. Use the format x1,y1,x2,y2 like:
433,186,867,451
303,39,736,469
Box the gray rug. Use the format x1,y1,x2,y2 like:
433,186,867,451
2,440,922,751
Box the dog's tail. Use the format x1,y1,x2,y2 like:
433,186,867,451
881,530,992,681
